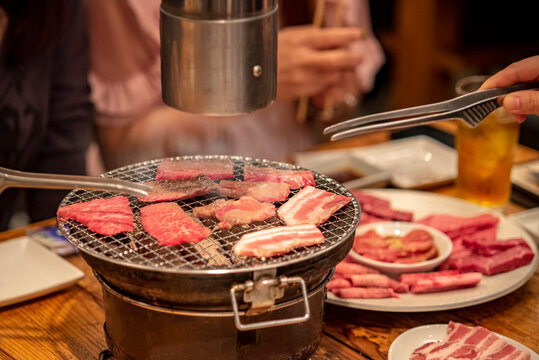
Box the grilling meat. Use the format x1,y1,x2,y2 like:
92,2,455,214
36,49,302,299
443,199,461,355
278,186,352,226
243,165,315,189
156,158,234,181
57,196,134,236
217,180,290,202
140,202,211,245
138,175,218,202
193,196,275,230
233,224,324,258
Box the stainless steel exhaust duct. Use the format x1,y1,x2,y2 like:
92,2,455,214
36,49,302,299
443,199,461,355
160,0,278,115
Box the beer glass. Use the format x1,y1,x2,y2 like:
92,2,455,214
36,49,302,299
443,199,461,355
454,75,520,211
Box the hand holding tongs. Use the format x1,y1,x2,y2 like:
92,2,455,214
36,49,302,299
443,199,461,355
0,167,151,197
323,82,539,141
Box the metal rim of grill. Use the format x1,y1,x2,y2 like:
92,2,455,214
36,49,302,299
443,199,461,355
57,155,360,275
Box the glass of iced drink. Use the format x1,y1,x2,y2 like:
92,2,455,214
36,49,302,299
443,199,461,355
454,75,520,211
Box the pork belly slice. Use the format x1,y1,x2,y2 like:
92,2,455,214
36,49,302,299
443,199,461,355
351,190,413,221
411,342,481,360
138,175,218,202
347,274,409,293
57,196,134,236
155,158,234,181
416,213,499,240
334,261,380,276
408,272,482,294
326,278,352,291
140,202,211,246
233,224,324,258
333,287,400,299
278,186,352,226
217,180,290,202
199,196,276,230
449,245,534,275
243,165,315,189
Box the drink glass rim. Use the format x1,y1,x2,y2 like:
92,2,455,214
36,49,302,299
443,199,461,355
455,75,490,96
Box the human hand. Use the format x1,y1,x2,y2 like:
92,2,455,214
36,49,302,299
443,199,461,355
479,55,539,122
276,25,365,101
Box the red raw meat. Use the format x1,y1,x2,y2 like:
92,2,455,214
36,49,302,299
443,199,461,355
233,224,324,258
193,199,231,219
138,175,218,202
57,196,134,236
417,213,499,240
217,180,290,202
393,246,437,263
358,212,385,225
462,237,529,256
408,272,482,294
243,165,315,189
140,202,211,245
449,245,534,275
156,158,234,181
401,229,435,253
333,287,399,299
277,186,352,226
326,278,352,290
347,274,409,293
352,190,413,221
334,261,380,275
399,270,460,285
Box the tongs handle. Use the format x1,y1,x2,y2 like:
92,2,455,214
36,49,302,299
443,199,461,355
0,167,150,197
324,81,539,140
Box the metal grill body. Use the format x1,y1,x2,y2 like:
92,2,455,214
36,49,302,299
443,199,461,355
58,156,360,310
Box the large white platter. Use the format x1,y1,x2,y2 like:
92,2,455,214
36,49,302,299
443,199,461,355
388,324,538,360
326,189,538,312
0,236,84,308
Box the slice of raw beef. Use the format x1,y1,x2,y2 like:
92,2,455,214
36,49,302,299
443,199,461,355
217,180,290,202
57,196,134,236
416,213,499,240
351,190,413,221
138,175,218,202
233,224,324,258
140,202,211,245
243,165,315,189
156,158,234,181
277,186,352,226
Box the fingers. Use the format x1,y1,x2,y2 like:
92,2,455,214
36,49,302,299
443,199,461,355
502,90,539,116
480,55,539,90
306,27,366,50
306,48,363,70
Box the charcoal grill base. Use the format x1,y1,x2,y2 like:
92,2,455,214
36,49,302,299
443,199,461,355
99,273,328,360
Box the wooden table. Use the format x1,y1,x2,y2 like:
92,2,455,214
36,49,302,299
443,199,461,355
1,133,538,359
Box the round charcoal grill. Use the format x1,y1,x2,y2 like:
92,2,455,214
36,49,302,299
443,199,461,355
58,155,360,311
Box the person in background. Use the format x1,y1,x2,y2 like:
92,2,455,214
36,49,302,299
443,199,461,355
480,55,539,122
0,0,91,230
85,0,385,170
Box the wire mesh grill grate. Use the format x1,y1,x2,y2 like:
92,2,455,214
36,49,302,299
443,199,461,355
57,155,359,272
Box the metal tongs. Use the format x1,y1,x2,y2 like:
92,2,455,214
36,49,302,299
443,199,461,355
0,167,151,197
324,82,539,141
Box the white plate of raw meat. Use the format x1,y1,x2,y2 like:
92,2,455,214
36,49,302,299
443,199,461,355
326,189,538,312
388,323,538,359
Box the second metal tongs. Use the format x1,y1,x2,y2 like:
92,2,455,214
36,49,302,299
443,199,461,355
0,167,151,197
324,81,539,141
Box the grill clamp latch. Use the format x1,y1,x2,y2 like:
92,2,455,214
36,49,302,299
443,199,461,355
230,276,310,331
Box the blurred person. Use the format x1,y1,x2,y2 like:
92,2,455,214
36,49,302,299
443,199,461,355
480,55,539,122
0,0,91,230
85,0,385,170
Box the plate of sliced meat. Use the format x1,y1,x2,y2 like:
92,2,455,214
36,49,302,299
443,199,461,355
388,321,537,359
326,189,538,312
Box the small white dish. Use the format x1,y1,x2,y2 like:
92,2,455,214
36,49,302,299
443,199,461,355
0,236,84,308
351,135,457,189
388,324,538,360
509,207,539,244
350,221,453,274
512,159,539,198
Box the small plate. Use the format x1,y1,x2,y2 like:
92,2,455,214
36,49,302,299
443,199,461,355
292,148,390,188
0,236,84,308
509,207,539,244
350,221,453,274
388,324,538,360
512,159,539,199
351,135,457,189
